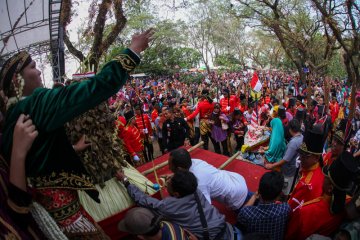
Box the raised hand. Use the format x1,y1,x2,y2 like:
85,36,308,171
129,28,155,55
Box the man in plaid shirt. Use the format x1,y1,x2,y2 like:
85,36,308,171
237,171,291,240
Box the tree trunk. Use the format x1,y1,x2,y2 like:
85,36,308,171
307,74,312,111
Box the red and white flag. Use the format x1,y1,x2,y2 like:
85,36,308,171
251,110,259,128
250,72,262,92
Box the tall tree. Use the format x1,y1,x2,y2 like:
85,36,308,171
60,0,127,71
310,0,360,119
233,0,337,83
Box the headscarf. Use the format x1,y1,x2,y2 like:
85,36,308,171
265,118,286,163
0,51,32,97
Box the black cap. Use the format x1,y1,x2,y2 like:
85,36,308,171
201,89,209,96
295,108,306,121
336,119,348,133
124,111,135,123
299,125,325,155
233,108,242,116
240,93,246,101
311,100,318,107
278,106,286,119
333,130,345,145
289,98,296,107
323,151,360,213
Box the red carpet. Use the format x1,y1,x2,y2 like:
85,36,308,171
99,148,267,239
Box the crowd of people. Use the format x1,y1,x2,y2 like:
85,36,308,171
0,28,359,240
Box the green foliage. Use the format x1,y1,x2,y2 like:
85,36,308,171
135,46,201,75
178,72,204,84
325,51,347,79
214,54,241,66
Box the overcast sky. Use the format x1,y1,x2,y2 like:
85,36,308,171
40,0,187,87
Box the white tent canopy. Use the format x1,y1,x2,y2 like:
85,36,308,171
0,0,63,81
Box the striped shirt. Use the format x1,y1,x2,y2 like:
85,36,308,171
161,221,193,240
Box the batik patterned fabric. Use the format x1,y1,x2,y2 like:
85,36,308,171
200,119,211,135
35,188,109,240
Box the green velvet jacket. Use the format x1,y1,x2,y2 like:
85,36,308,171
1,48,140,202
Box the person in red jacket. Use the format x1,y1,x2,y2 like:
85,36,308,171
185,89,214,150
238,94,248,113
135,104,153,161
286,151,357,240
151,103,160,123
329,96,340,123
121,111,145,165
181,99,195,144
288,126,325,211
220,88,236,115
323,130,345,167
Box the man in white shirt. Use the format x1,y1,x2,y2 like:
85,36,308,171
168,148,249,211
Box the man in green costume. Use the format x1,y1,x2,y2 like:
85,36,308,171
0,29,154,238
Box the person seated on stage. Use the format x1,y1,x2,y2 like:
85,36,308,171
237,171,291,240
288,126,326,211
258,118,286,166
264,119,303,195
168,148,248,211
285,151,357,240
323,131,345,167
116,170,236,240
162,108,190,152
118,207,198,240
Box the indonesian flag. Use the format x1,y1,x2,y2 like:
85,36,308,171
250,72,262,92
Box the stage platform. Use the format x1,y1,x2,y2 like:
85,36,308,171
99,148,267,239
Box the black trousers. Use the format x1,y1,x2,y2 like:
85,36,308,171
191,127,200,146
201,132,211,150
143,140,154,162
234,135,244,152
210,136,230,156
158,137,165,154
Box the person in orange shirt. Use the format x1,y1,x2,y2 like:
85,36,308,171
185,89,214,150
288,126,325,211
323,130,345,167
286,151,357,240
